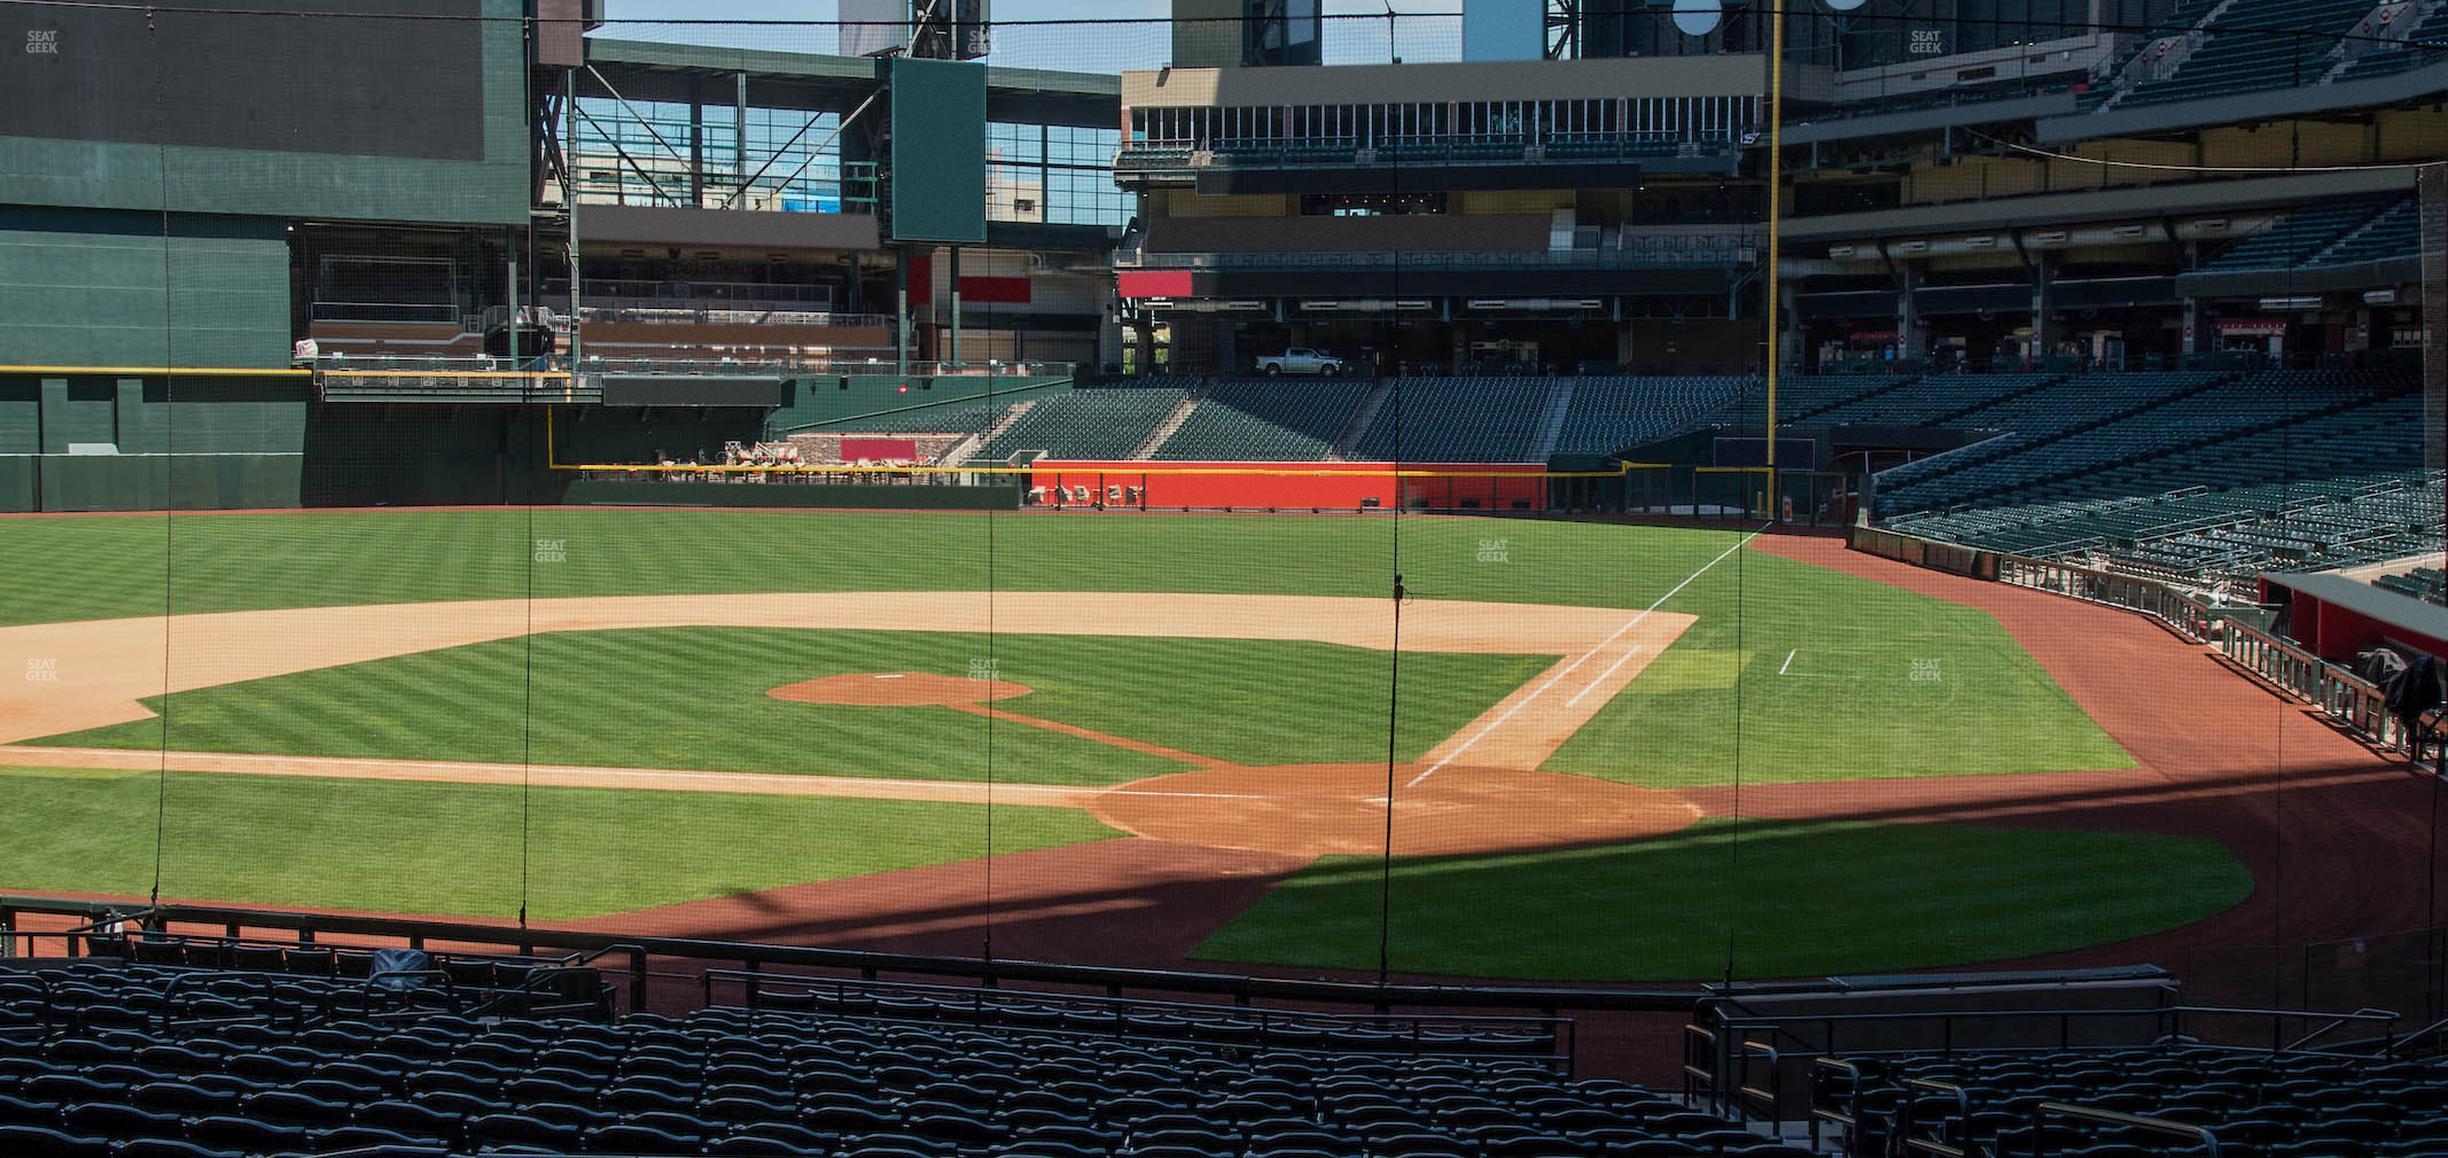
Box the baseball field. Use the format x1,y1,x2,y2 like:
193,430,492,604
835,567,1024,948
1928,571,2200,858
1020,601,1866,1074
0,506,2310,983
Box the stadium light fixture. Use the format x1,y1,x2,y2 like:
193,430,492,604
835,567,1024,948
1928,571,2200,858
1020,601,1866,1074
1673,0,1865,38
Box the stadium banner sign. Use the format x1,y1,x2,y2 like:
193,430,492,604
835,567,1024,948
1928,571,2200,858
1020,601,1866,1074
1118,271,1197,300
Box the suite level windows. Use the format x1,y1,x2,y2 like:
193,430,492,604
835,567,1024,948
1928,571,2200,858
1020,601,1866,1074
1128,96,1758,152
1302,193,1447,217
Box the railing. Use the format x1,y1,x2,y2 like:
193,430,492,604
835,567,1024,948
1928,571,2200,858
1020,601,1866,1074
1681,1023,1722,1112
1121,134,1745,171
1711,1002,2400,1061
1734,1039,1783,1123
703,969,1571,1068
308,301,466,325
1901,1077,1972,1157
1993,554,2220,642
568,278,831,307
568,162,879,215
311,353,1076,381
1808,1056,1864,1152
2036,1102,2221,1156
1123,232,1760,272
577,305,892,330
0,894,1700,1069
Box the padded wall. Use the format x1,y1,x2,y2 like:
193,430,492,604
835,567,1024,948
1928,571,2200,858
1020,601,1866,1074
0,209,289,369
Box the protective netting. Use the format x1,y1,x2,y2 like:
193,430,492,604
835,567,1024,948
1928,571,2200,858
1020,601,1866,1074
0,1,2441,1042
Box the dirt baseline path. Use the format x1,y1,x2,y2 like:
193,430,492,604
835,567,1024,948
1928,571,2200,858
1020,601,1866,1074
0,591,1699,858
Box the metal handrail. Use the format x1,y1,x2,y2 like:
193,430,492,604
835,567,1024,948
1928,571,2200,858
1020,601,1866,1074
1901,1077,1973,1157
704,968,1564,1033
1711,1002,2400,1062
1682,1024,1722,1113
706,969,1569,1067
1735,1039,1782,1123
1808,1056,1864,1152
1122,240,1758,272
2283,1006,2403,1052
311,352,1079,380
0,896,1698,1040
2034,1101,2219,1157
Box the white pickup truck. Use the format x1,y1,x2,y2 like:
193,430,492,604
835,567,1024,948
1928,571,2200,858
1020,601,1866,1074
1256,347,1347,376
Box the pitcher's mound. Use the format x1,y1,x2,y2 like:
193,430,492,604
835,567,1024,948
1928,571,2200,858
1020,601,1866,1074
768,672,1033,707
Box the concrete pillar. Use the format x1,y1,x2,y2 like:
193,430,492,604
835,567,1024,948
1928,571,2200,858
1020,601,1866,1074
688,78,705,206
1894,264,1923,365
1778,282,1803,372
2182,296,2207,357
894,254,910,373
2028,256,2055,364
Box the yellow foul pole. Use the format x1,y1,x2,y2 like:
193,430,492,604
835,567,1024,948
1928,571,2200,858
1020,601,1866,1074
1763,1,1786,516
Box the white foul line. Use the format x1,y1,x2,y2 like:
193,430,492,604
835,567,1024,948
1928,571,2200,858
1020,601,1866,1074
1564,645,1643,708
1405,525,1767,788
1778,648,1797,676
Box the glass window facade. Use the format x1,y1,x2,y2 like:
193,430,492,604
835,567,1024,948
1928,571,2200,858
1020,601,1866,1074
571,98,867,213
989,122,1130,226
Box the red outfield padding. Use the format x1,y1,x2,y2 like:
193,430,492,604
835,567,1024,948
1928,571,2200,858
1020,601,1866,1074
840,437,921,462
1026,460,1549,510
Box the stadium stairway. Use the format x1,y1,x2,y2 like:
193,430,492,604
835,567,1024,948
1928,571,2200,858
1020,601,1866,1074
943,400,1039,466
1333,383,1394,459
1132,394,1206,459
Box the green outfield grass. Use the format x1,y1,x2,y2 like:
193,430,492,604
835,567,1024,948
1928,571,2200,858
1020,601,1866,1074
1,510,2126,786
32,628,1546,784
1195,820,2252,981
0,765,1120,920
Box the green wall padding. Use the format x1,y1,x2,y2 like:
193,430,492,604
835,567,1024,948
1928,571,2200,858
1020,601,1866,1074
22,453,301,512
0,458,33,512
161,377,312,455
0,209,290,368
0,0,525,225
47,380,117,449
0,380,36,454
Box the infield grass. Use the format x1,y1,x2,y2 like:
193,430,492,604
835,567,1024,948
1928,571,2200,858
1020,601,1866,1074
0,764,1120,919
1196,819,2252,981
2,510,2129,783
32,629,1546,784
